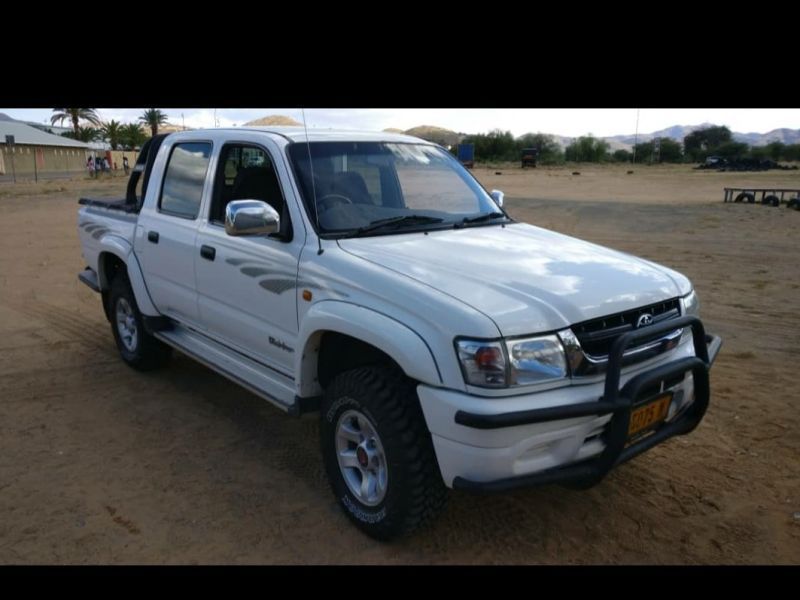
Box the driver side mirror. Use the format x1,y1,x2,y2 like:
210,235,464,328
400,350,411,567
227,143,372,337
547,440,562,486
490,189,504,208
225,200,279,236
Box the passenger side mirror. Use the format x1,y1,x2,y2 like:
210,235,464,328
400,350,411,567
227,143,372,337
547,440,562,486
490,189,504,208
225,200,280,236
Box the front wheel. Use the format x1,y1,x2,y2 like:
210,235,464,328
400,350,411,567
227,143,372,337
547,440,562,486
320,366,447,540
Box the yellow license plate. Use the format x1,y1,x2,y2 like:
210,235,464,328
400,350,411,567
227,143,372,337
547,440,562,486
628,393,672,437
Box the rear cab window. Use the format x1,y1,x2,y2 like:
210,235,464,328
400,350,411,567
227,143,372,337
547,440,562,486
159,142,212,219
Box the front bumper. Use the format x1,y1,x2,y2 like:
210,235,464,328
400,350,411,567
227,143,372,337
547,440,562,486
418,316,721,491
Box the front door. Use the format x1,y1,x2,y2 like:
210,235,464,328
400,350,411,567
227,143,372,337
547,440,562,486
194,141,304,377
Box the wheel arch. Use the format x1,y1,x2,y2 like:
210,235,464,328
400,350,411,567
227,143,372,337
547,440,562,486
96,242,159,316
296,301,443,397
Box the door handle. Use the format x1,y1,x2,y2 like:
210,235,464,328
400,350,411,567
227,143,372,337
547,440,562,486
200,245,216,261
147,231,159,243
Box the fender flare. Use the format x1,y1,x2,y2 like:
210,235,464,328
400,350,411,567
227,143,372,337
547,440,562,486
296,300,442,397
96,237,159,316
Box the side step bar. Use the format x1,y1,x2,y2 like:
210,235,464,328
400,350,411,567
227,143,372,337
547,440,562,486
154,325,296,413
78,267,101,292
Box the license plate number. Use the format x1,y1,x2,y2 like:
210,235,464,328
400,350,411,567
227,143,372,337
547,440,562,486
628,393,671,437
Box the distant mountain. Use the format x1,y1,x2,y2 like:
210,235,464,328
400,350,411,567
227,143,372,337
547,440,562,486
404,125,463,147
602,123,800,150
159,123,191,133
732,128,800,145
244,115,302,127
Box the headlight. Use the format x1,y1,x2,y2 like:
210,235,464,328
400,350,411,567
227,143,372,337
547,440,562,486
506,335,567,385
455,335,568,388
681,289,699,316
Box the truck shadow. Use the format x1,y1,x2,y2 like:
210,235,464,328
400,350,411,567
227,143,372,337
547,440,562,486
158,353,651,561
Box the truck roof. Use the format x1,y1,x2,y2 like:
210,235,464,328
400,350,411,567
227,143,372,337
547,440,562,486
180,127,432,145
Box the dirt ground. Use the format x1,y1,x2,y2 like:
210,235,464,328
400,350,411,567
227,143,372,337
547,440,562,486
0,165,798,564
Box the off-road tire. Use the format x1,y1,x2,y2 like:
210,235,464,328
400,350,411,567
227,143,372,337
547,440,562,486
108,273,171,371
763,194,780,207
320,366,448,541
734,192,755,204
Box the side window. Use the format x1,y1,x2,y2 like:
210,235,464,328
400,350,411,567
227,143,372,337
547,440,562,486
209,144,286,226
159,142,212,219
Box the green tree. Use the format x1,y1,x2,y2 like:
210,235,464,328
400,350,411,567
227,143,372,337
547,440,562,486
139,108,169,137
683,125,733,161
658,138,683,162
765,141,785,161
613,149,632,162
461,129,518,162
517,133,564,164
121,123,148,150
634,138,683,163
61,126,101,143
51,108,101,138
783,144,800,161
101,120,125,150
714,141,749,160
565,135,609,162
633,141,654,163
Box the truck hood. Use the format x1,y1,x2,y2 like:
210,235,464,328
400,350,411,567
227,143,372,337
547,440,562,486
338,223,690,337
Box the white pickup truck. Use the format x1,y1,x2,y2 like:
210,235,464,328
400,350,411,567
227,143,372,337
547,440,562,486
77,128,722,540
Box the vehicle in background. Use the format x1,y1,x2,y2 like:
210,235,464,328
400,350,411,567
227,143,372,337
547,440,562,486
457,143,475,168
521,147,538,168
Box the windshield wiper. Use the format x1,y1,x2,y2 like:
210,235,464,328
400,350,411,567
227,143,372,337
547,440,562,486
348,215,444,237
460,211,507,225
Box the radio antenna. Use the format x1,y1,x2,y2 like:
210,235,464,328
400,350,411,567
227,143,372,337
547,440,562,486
302,108,323,255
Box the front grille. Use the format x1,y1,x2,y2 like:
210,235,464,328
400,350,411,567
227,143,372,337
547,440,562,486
572,298,681,357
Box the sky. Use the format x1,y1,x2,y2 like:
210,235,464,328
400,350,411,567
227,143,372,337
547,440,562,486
2,108,799,138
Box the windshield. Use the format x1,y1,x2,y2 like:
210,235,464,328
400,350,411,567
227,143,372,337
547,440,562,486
287,142,505,237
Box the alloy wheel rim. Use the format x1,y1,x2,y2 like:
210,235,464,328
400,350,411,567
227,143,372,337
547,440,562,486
335,409,388,506
115,297,138,352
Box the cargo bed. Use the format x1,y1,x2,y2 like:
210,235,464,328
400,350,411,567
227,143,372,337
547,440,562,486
78,197,140,213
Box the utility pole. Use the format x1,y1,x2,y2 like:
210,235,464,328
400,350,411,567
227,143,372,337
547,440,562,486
632,108,640,165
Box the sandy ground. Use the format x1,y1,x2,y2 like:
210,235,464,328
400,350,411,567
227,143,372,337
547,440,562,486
0,166,798,564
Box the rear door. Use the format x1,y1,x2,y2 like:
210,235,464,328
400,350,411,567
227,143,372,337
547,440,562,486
193,138,305,376
135,140,213,327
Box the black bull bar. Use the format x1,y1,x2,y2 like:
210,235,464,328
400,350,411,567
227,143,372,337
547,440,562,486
452,316,722,492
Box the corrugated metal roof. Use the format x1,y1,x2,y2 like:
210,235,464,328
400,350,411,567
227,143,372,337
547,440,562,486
0,121,89,148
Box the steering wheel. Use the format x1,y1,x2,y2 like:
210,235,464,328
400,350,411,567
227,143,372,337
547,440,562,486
317,193,353,211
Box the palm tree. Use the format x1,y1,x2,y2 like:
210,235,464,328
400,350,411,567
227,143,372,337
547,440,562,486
139,109,169,137
51,108,101,137
60,126,101,143
101,120,124,150
121,123,147,150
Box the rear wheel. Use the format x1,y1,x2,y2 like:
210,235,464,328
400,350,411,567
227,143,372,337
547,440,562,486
109,274,171,370
320,366,447,540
